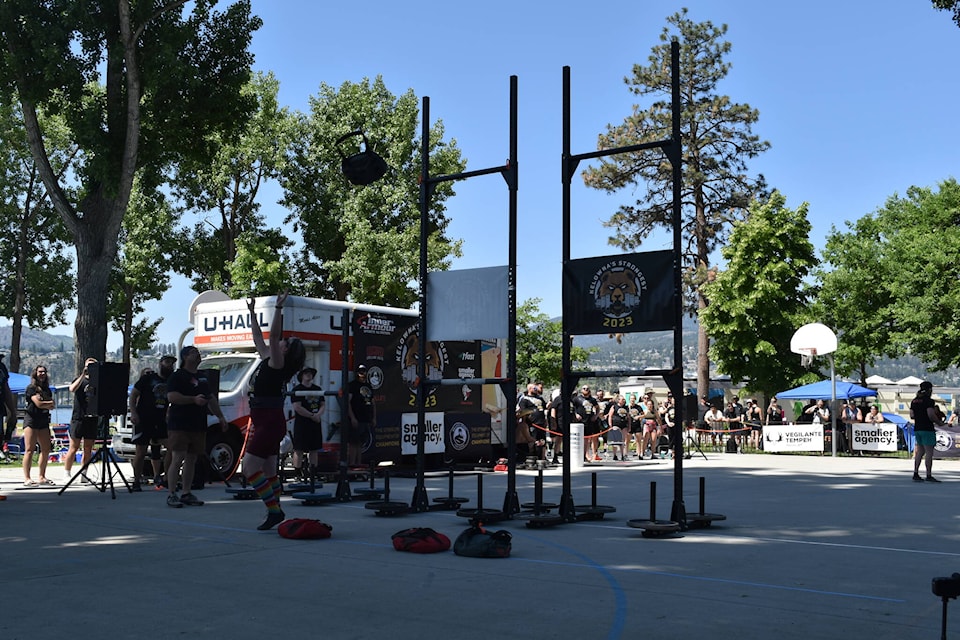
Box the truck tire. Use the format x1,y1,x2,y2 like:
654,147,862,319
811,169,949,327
206,427,243,480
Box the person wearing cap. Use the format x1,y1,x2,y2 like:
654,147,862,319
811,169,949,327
63,357,100,481
166,346,227,508
240,292,306,530
291,366,324,478
128,355,176,491
910,380,945,482
347,363,375,467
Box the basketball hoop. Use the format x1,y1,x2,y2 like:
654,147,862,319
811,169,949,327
799,348,817,368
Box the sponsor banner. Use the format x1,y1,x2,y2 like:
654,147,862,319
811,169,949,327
401,412,445,455
353,312,487,415
935,425,960,458
851,423,898,452
445,412,492,460
762,424,824,452
562,250,675,335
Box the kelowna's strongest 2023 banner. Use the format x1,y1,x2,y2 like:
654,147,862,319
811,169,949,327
351,311,495,462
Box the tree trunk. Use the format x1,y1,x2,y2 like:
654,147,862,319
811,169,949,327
72,194,124,372
695,199,711,401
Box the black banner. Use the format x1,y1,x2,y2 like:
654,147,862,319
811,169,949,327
563,250,675,335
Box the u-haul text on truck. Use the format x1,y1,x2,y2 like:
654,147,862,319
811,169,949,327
114,292,508,478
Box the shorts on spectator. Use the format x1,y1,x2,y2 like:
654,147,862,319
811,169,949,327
167,430,206,455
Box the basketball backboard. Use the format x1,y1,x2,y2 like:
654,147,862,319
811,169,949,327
790,322,837,356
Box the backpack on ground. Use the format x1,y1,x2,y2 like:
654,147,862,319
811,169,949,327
277,518,333,539
391,527,451,553
453,525,512,558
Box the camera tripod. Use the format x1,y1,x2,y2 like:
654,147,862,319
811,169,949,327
59,416,132,499
683,428,707,460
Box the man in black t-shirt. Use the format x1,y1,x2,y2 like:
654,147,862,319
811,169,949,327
165,346,226,508
292,366,325,475
347,364,375,467
129,355,176,490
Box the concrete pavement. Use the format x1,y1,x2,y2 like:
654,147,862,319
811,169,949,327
1,451,956,640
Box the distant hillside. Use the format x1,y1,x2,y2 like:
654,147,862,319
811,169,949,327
573,316,960,387
0,325,74,354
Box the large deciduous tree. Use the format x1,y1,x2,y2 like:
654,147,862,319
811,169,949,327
172,71,295,293
583,9,769,399
0,0,259,369
108,182,177,363
881,179,960,370
699,192,816,396
813,215,903,383
0,99,74,372
281,76,464,307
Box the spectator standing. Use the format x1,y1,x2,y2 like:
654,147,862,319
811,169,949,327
166,346,227,509
347,364,375,468
607,394,631,461
744,399,764,449
704,403,725,448
517,383,548,461
765,397,784,426
0,353,17,459
910,380,944,483
291,366,325,476
574,385,601,462
23,365,55,486
128,356,176,491
840,402,863,454
64,358,99,482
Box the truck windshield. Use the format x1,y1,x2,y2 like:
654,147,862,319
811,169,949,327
201,355,257,393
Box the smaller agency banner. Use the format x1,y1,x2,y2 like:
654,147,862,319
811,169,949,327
934,424,960,458
400,412,445,455
851,423,898,452
563,250,675,335
763,424,824,453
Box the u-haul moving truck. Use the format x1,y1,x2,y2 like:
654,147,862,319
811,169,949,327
136,292,508,478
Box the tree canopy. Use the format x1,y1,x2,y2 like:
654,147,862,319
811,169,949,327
582,9,768,399
281,76,464,307
700,192,817,395
0,0,260,368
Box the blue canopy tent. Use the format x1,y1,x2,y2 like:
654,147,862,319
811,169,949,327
8,372,30,394
776,379,876,401
883,412,914,453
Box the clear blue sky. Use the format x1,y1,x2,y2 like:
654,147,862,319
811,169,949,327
58,1,960,349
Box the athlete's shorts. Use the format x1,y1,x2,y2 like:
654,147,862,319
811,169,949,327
915,430,937,447
247,407,288,458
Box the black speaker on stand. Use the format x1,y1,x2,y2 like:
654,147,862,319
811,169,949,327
59,361,132,498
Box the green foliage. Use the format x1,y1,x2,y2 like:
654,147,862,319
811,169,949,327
878,180,960,370
700,192,817,395
0,98,75,369
280,76,463,306
225,229,293,298
516,298,592,386
108,181,178,362
0,0,260,364
813,215,903,381
933,0,960,27
172,71,296,292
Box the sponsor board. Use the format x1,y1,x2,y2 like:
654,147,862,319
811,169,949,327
762,424,824,453
851,423,898,452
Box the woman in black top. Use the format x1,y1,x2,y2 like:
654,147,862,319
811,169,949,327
22,365,55,486
241,292,306,530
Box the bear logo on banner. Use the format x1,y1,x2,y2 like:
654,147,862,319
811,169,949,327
563,250,675,335
396,325,447,399
591,261,645,320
